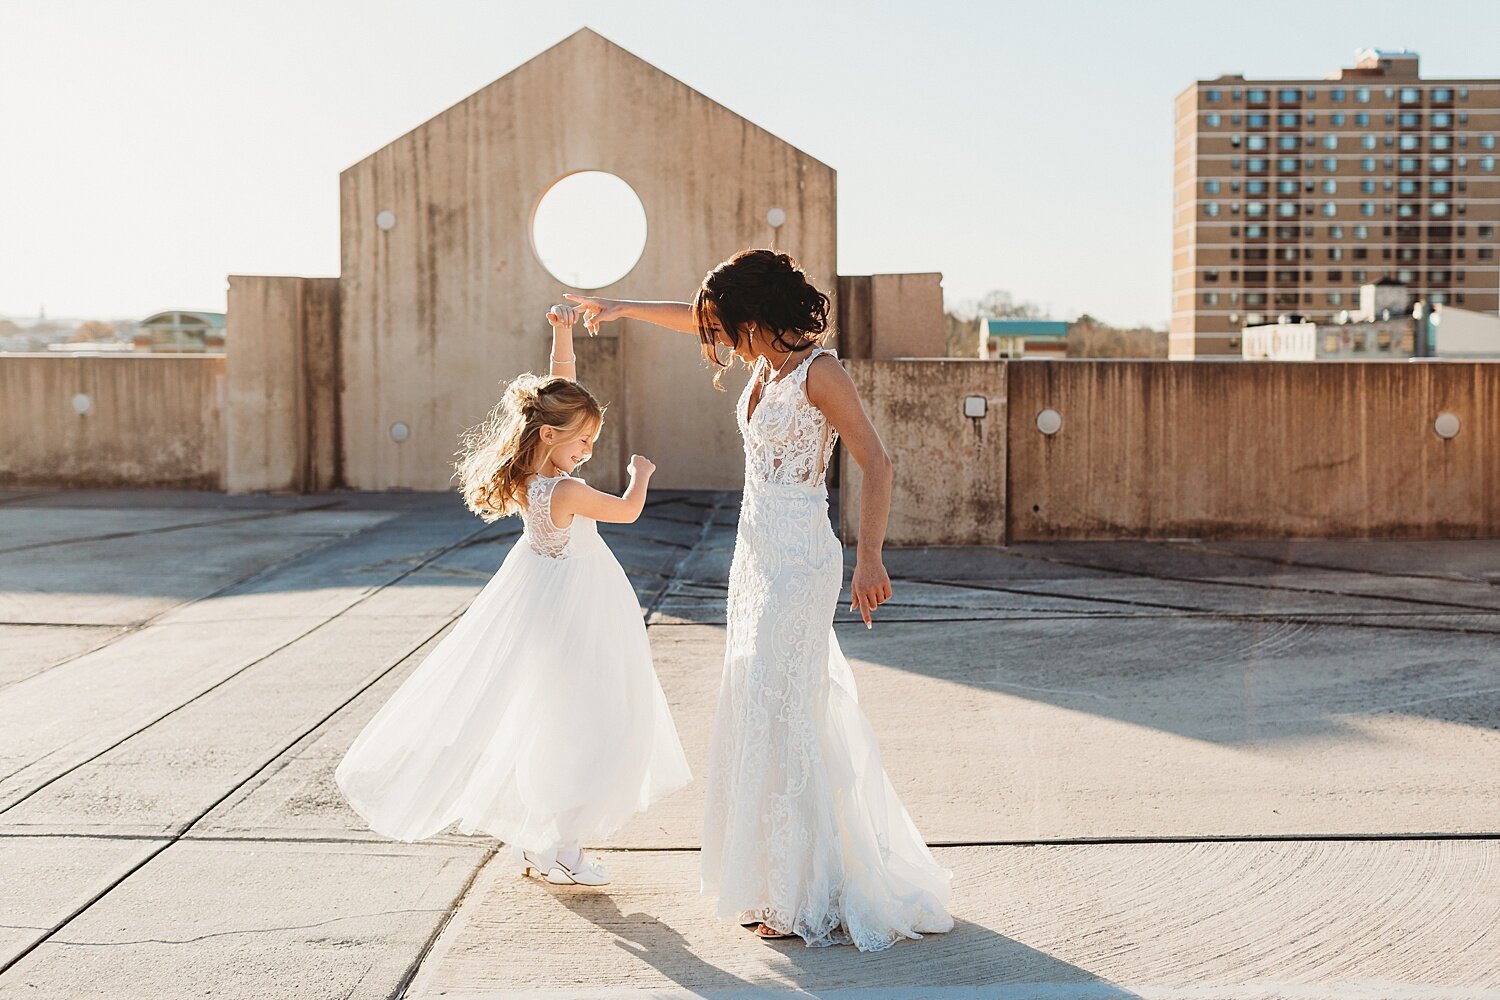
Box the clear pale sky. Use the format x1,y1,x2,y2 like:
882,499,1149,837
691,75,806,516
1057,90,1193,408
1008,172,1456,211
5,0,1499,328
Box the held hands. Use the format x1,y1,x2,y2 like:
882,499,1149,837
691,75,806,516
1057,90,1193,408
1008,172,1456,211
564,294,626,336
628,454,656,479
849,560,892,630
547,304,582,330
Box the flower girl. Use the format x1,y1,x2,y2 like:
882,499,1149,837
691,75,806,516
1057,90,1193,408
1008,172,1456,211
335,303,691,886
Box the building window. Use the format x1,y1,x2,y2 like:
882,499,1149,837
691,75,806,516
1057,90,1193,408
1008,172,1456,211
1360,135,1378,150
1479,225,1495,238
1205,202,1221,216
1431,202,1451,217
1277,88,1299,103
1231,133,1242,147
1248,88,1269,104
1248,113,1269,127
1331,88,1346,103
1432,179,1451,194
1317,134,1335,150
1360,202,1375,216
1204,292,1220,305
1205,112,1222,127
1329,247,1344,260
1433,87,1453,102
1359,179,1375,193
1328,292,1343,305
1204,269,1220,281
1432,157,1453,172
1432,135,1452,150
1246,202,1267,217
1277,157,1299,172
1277,179,1298,195
1247,158,1267,171
1330,112,1346,126
1353,225,1367,239
1399,112,1420,127
1276,203,1298,217
1246,180,1267,194
1329,224,1344,237
1397,157,1418,173
1205,179,1221,194
1399,87,1421,104
1398,134,1420,151
1318,157,1335,173
1355,87,1371,103
1460,87,1469,100
1206,89,1222,103
1249,135,1269,151
1321,179,1337,194
1479,248,1495,261
1432,112,1453,127
1398,179,1419,194
1275,135,1298,150
1277,112,1298,127
1482,135,1497,149
1482,156,1496,171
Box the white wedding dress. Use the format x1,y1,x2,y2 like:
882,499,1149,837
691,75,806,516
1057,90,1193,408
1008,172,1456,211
335,472,691,853
701,347,953,951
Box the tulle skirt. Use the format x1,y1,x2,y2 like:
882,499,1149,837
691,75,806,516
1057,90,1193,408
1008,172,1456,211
335,533,691,851
702,480,954,951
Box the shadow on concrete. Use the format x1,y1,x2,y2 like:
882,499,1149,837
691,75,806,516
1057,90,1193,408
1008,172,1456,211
557,893,1143,998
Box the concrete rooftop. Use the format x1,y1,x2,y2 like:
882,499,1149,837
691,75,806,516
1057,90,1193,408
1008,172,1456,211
0,488,1497,1000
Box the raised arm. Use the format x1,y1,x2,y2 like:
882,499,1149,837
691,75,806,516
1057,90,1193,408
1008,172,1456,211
564,295,697,336
549,455,657,525
546,304,580,380
805,354,894,628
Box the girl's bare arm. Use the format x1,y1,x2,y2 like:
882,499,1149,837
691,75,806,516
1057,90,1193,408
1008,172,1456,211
549,459,655,525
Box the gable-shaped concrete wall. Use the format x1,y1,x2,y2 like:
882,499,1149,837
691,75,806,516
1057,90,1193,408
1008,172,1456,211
338,28,837,491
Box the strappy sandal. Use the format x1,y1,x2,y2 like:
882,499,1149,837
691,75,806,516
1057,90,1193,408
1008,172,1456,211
752,922,795,940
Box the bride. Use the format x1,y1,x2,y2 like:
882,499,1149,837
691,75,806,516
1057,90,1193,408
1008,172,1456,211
567,248,952,951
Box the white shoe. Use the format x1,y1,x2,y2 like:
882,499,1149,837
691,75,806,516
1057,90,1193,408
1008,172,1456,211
545,851,610,886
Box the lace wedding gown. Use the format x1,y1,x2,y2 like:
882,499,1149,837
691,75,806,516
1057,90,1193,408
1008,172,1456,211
336,473,691,852
701,347,953,951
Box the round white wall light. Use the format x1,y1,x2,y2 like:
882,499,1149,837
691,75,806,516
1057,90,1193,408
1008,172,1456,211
1433,412,1460,439
389,421,410,443
766,207,787,228
376,211,396,231
71,393,91,415
1036,408,1062,435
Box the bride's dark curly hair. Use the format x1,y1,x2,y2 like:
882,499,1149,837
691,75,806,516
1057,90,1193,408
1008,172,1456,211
691,249,831,389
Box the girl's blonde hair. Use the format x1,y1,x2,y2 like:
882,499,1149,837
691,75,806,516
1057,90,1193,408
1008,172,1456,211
454,373,605,522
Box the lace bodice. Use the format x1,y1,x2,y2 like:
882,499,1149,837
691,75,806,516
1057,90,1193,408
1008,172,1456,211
522,473,582,558
737,348,839,488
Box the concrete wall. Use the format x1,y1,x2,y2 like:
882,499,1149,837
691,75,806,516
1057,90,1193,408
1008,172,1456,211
226,276,341,493
0,354,225,489
337,28,837,492
1007,360,1500,541
841,360,1007,547
838,273,946,361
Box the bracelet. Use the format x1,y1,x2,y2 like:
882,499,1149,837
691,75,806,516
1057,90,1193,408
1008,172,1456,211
550,354,575,364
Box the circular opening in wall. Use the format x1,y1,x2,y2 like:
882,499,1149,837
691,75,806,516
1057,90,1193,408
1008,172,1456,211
531,171,647,289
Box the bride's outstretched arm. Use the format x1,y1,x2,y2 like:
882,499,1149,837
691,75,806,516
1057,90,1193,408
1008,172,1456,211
805,354,894,629
564,295,697,336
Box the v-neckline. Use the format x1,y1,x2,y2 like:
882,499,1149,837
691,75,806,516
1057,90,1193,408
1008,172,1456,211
743,349,815,426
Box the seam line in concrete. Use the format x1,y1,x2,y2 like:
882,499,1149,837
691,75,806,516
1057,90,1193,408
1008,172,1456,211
0,501,349,556
0,605,472,978
0,516,499,810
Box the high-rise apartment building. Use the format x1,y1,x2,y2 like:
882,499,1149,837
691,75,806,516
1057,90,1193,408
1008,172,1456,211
1172,49,1500,358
